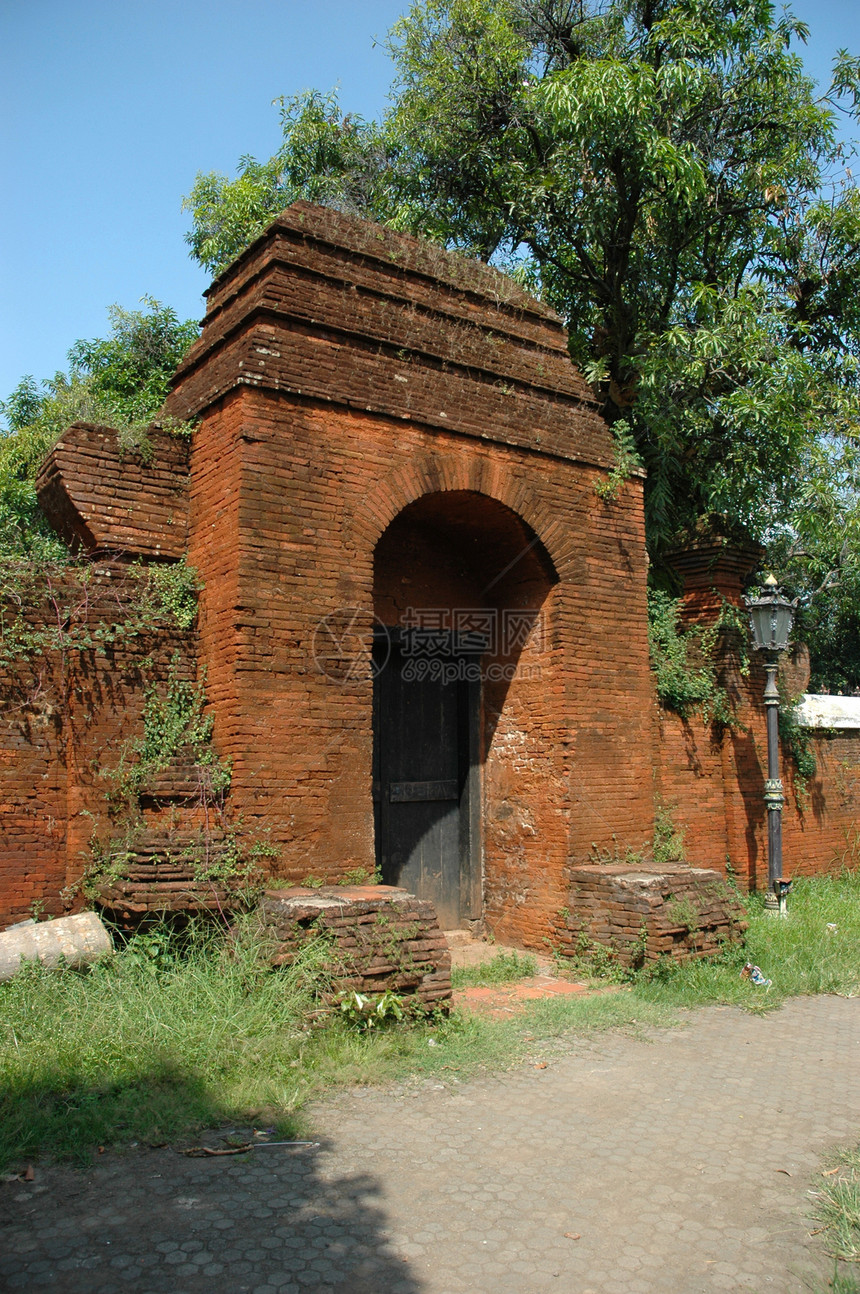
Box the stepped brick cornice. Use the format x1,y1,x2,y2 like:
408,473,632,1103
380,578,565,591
166,201,618,471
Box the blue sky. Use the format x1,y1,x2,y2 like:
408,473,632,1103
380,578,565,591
1,0,858,404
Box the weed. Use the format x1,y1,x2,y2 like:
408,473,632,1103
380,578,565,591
561,928,628,983
340,866,374,885
452,950,538,988
594,419,642,501
648,588,734,725
652,802,686,866
337,989,407,1031
665,895,701,933
588,835,646,866
810,1140,860,1267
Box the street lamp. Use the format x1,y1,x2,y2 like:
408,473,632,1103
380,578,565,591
744,576,798,914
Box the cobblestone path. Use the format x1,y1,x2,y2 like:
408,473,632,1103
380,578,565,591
2,995,858,1293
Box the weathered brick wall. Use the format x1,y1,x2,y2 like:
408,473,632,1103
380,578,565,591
0,565,195,930
649,541,858,887
0,637,67,924
654,676,860,889
37,425,189,559
4,203,857,938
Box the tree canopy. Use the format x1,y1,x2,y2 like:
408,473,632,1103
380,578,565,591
183,0,860,688
0,299,198,559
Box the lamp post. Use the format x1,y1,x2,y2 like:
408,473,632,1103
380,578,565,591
744,576,798,914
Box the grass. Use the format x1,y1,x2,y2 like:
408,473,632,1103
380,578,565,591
811,1142,860,1263
0,919,667,1170
632,870,860,1012
451,949,538,987
1,870,858,1172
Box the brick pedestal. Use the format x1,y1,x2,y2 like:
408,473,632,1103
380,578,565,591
258,884,452,1010
558,865,747,967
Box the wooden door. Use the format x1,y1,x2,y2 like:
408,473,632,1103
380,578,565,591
373,640,472,928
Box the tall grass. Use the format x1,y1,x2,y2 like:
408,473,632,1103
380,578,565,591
0,918,548,1167
452,949,538,987
634,870,860,1010
810,1140,860,1294
812,1141,860,1265
1,871,857,1170
0,919,332,1165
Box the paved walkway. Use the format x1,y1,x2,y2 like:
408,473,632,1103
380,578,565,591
2,995,858,1293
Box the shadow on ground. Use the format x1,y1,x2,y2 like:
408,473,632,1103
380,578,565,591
0,1070,421,1294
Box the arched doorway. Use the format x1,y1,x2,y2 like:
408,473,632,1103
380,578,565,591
372,490,557,928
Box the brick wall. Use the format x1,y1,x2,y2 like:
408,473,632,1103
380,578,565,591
160,202,655,949
654,670,860,889
0,565,195,930
37,424,189,559
653,541,859,886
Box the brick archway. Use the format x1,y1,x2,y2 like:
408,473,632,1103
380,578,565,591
349,452,578,583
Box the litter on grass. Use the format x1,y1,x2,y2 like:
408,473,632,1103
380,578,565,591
740,962,772,988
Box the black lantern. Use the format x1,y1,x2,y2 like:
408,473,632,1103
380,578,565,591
746,576,796,653
743,576,798,913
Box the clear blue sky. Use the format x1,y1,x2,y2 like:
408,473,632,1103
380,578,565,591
1,0,858,404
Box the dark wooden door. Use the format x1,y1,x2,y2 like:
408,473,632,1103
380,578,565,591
373,641,470,928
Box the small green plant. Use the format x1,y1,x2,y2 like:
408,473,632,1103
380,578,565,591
337,988,407,1031
340,866,376,885
301,874,326,889
562,928,629,982
145,558,202,631
594,418,643,501
652,803,686,866
665,895,701,933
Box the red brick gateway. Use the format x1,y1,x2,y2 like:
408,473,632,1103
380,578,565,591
1,203,857,945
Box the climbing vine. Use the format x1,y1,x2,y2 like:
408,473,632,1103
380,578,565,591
778,687,818,808
0,556,201,668
647,589,734,725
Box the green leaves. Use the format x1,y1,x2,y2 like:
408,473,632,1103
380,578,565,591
183,90,391,276
647,588,733,724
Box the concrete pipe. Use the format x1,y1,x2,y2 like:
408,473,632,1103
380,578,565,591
0,912,113,982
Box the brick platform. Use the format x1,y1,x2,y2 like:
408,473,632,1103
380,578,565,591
258,885,452,1011
557,865,748,967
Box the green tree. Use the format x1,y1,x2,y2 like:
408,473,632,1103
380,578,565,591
0,299,198,558
182,1,860,687
183,89,389,276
